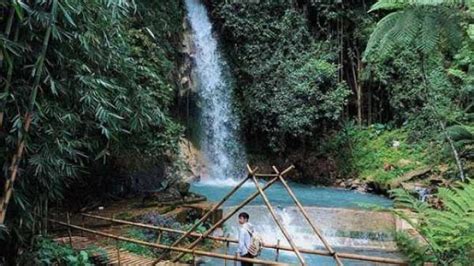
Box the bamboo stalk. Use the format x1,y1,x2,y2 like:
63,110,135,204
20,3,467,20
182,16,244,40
0,0,59,224
81,216,85,237
66,212,73,247
224,234,230,266
276,239,280,261
154,172,253,262
116,239,121,266
254,173,279,177
273,165,343,266
169,170,287,263
80,213,406,264
0,6,18,128
49,218,286,265
248,166,306,265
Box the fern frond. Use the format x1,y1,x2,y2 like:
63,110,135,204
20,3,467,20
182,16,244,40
439,8,463,51
369,0,408,12
365,1,464,57
438,188,465,212
370,0,465,12
364,11,404,60
418,9,439,54
392,8,421,49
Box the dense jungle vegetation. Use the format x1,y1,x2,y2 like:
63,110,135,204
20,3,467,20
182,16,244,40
0,0,473,264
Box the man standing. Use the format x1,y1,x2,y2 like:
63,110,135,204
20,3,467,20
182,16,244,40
236,212,254,266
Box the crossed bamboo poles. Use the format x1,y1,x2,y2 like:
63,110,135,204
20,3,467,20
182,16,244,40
153,164,342,266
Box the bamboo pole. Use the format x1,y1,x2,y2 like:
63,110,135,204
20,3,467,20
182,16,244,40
116,239,121,266
155,172,253,263
81,216,85,237
255,173,279,177
273,165,343,266
169,169,288,262
224,233,230,266
49,218,286,265
66,212,73,247
247,165,306,265
275,239,280,261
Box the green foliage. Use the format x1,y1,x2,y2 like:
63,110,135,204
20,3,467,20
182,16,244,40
364,0,472,134
338,123,431,184
183,219,213,249
119,229,156,257
391,181,474,264
212,1,350,152
395,232,434,264
19,237,95,265
364,40,472,146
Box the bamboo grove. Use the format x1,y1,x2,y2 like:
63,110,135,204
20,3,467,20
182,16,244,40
0,0,184,257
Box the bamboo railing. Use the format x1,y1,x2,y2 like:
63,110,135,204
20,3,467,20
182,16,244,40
49,218,286,265
80,213,406,265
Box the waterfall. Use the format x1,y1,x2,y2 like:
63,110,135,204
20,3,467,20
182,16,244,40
185,0,246,183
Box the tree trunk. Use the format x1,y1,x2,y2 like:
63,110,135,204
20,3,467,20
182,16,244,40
368,84,372,125
439,121,465,181
420,56,465,182
350,48,362,127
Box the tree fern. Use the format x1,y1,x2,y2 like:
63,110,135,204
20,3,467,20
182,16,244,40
364,0,466,60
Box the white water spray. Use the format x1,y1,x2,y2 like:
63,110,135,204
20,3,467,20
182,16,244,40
185,0,246,183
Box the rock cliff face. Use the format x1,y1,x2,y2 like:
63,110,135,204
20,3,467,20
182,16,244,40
178,18,196,100
178,137,208,182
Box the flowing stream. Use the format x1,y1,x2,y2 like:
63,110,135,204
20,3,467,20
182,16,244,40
184,0,403,264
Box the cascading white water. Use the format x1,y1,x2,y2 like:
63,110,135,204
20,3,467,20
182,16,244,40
185,0,246,183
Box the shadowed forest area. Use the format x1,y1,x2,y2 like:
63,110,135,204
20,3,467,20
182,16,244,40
0,0,473,265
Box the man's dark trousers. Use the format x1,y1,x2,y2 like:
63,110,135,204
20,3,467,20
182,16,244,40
241,253,253,266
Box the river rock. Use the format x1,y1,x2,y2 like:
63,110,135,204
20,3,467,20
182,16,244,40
176,181,191,196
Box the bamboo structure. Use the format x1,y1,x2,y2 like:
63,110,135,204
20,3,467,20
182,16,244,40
52,165,407,265
248,165,306,265
49,218,286,265
169,166,290,262
272,165,343,265
80,213,406,265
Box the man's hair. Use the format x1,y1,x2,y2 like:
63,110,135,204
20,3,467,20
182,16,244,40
238,212,249,220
